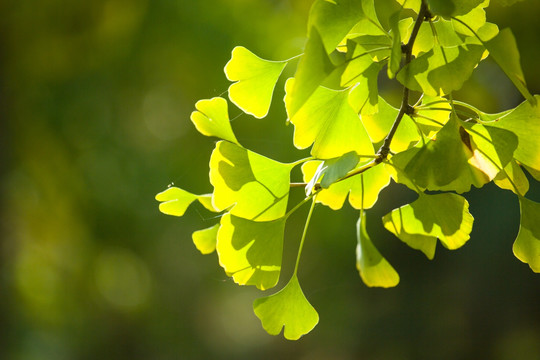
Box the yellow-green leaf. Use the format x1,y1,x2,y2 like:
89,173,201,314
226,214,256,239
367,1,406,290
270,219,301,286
225,47,287,118
285,78,374,159
357,210,399,287
192,224,219,255
155,187,198,217
253,275,319,340
513,197,540,273
209,141,292,221
494,160,529,196
217,214,285,290
382,193,474,259
190,97,239,144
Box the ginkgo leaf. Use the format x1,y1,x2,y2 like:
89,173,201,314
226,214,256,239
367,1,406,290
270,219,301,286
253,275,319,340
347,62,382,116
302,160,391,210
382,193,474,259
390,116,517,193
413,95,452,138
190,97,239,144
209,141,293,221
485,95,540,172
320,151,360,188
513,197,540,273
357,210,400,287
361,96,419,153
155,187,198,217
285,78,374,159
387,10,402,79
225,47,288,118
427,0,484,17
485,28,535,105
217,214,285,290
397,43,484,96
286,28,342,118
494,160,529,196
451,0,489,34
308,0,366,53
197,194,219,212
192,224,219,255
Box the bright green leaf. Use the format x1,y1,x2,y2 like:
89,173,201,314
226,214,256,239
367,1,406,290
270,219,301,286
494,160,529,196
286,78,374,159
210,141,293,221
217,214,285,290
253,275,319,340
387,11,402,79
320,151,360,188
357,210,400,287
485,95,540,172
398,43,484,96
155,187,198,217
192,224,219,255
197,194,219,212
513,197,540,273
308,0,366,53
485,28,535,105
302,160,391,210
382,193,474,259
190,97,239,144
361,96,420,153
347,62,382,116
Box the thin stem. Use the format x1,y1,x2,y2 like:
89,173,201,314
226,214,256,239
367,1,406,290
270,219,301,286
285,193,314,219
293,197,317,276
376,0,428,161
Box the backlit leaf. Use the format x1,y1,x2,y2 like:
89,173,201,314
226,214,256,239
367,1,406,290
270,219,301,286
155,187,198,217
485,95,540,172
253,275,319,340
427,0,484,17
494,160,529,196
210,141,293,221
224,47,287,119
217,214,285,290
285,78,374,159
357,210,400,287
382,193,474,259
192,224,219,255
320,151,360,188
513,197,540,273
308,0,366,53
191,97,239,144
302,160,391,210
485,28,535,105
397,43,484,96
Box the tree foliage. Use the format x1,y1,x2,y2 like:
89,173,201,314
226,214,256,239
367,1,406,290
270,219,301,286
156,0,540,340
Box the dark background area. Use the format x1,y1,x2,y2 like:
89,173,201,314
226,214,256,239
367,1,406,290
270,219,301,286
1,1,539,359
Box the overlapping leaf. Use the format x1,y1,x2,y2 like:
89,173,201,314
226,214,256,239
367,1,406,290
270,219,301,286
357,210,400,287
217,214,285,290
484,95,540,173
285,79,374,159
302,160,391,210
427,0,484,17
210,141,293,221
513,197,540,273
253,275,319,340
398,43,484,96
493,160,529,196
390,115,517,193
190,97,239,144
225,47,288,118
383,193,474,259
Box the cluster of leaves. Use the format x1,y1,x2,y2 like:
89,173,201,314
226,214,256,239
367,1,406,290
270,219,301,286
156,0,540,340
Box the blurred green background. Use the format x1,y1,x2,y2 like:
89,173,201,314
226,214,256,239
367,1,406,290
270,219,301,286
1,1,540,359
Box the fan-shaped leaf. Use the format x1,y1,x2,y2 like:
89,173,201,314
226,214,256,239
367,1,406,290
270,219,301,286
190,97,239,144
192,224,219,255
357,210,400,287
494,160,529,196
225,47,288,118
210,141,293,221
253,275,319,340
427,0,484,17
217,214,285,290
397,43,484,96
513,197,540,273
285,78,374,159
155,187,198,217
382,193,474,259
